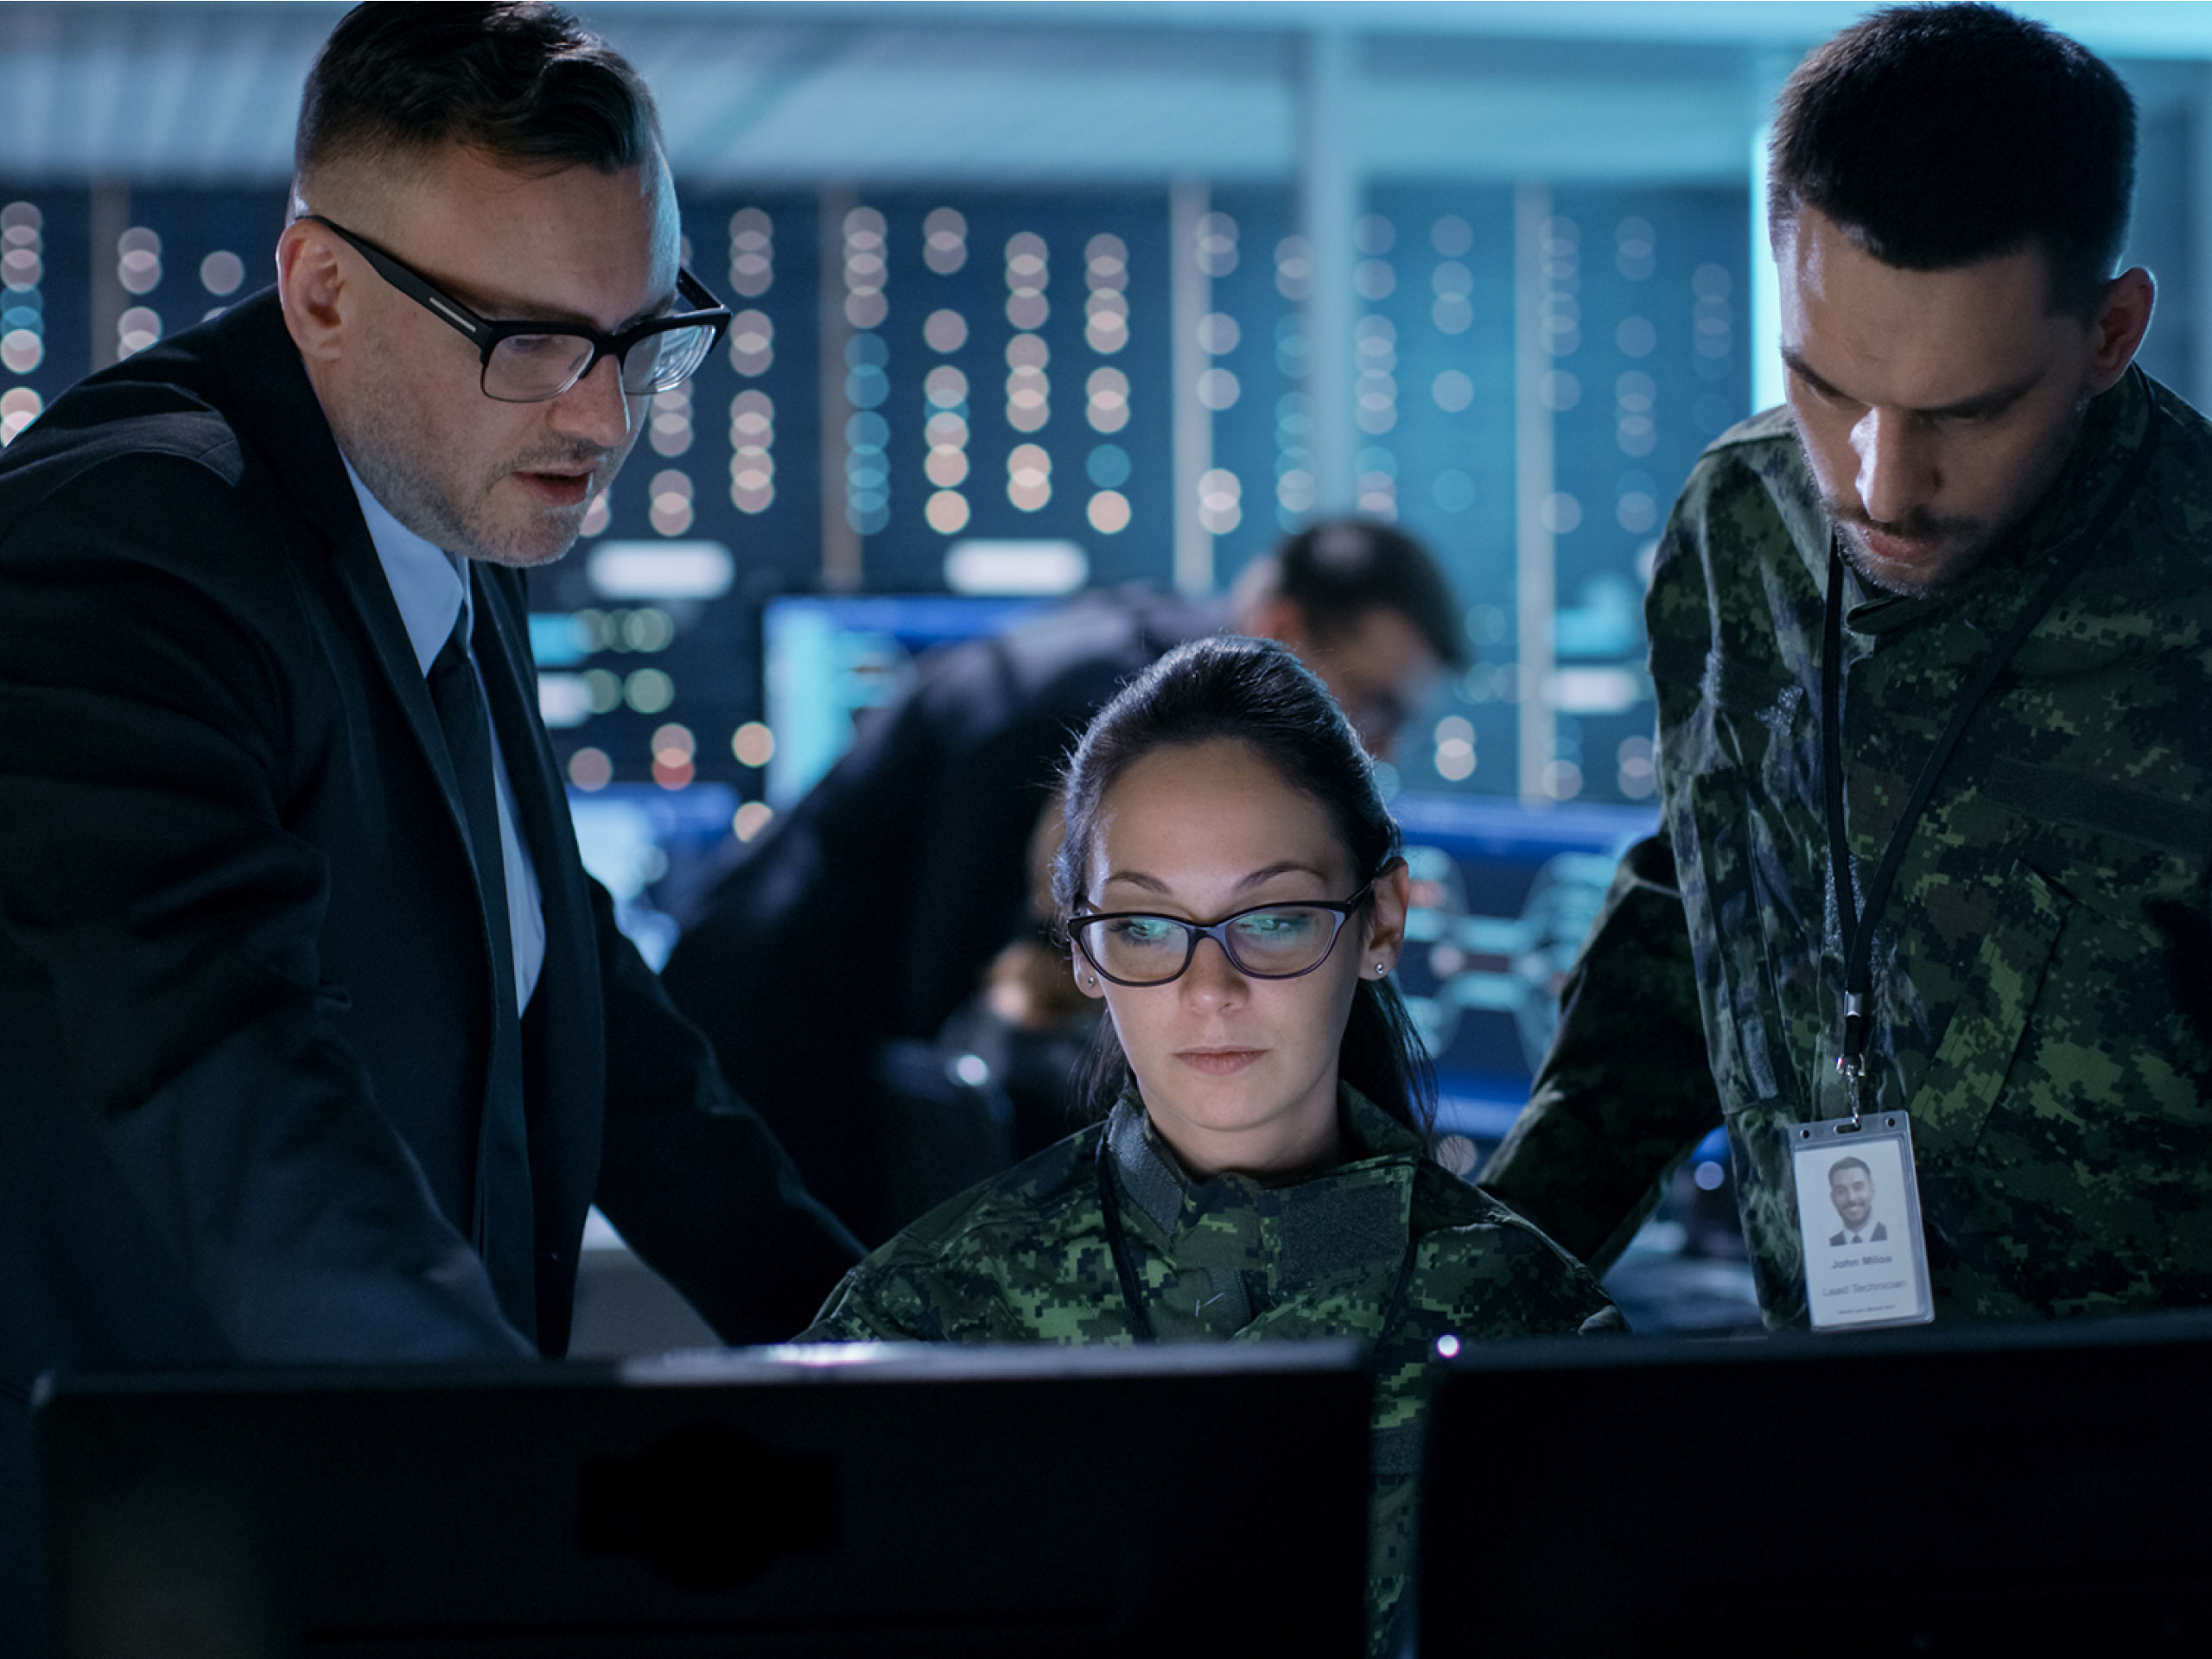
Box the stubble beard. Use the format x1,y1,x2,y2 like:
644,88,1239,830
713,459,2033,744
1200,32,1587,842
343,377,620,568
1827,508,1995,600
1814,397,2091,601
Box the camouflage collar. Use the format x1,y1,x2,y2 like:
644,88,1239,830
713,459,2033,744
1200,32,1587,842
1103,1084,1423,1270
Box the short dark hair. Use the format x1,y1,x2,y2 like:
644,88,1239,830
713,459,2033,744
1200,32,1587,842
1052,636,1436,1137
1243,518,1465,670
1829,1156,1872,1186
296,3,659,184
1768,3,2134,315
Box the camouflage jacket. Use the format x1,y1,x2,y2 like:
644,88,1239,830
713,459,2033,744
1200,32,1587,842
801,1084,1620,1649
1484,369,2212,1327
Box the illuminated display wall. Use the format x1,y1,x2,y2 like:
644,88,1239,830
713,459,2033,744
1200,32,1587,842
0,180,1755,823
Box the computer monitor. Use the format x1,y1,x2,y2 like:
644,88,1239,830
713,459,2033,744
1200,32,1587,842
40,1342,1370,1659
760,594,1057,810
1419,1312,2212,1656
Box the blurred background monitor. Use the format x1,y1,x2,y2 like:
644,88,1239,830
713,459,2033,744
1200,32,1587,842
760,594,1058,809
1419,1311,2212,1656
38,1343,1369,1659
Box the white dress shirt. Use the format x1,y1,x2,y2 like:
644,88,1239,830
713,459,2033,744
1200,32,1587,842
343,460,547,1012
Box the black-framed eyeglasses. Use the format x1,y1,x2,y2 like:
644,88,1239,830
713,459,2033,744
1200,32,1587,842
1069,884,1375,988
300,213,731,404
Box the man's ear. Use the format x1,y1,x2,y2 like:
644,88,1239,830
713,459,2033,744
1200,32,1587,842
1244,594,1313,655
2086,265,2154,394
277,217,352,366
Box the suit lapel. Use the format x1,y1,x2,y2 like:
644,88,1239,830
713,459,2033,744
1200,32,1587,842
130,293,624,1345
211,296,477,852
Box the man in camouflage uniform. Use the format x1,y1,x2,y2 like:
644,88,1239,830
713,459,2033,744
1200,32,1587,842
1484,4,2212,1326
803,1081,1619,1650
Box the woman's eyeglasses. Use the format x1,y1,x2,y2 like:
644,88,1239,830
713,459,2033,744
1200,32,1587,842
1068,884,1374,988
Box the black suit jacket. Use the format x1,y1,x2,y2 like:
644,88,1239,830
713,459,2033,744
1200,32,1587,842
0,291,856,1423
1829,1223,1890,1247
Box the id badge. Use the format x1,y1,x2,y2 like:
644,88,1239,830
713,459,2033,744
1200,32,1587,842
1783,1110,1935,1332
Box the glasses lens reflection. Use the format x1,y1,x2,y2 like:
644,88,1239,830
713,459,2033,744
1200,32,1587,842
484,333,596,401
1084,906,1343,985
617,325,716,395
481,324,719,403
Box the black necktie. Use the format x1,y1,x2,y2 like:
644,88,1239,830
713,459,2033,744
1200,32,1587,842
427,605,536,1338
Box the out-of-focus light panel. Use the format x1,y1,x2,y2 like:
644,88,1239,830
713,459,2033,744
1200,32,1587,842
0,181,1748,823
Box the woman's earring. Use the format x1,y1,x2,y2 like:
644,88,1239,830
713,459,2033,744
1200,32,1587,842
1373,962,1388,977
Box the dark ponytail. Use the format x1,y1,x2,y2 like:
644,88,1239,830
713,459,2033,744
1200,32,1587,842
1052,635,1436,1138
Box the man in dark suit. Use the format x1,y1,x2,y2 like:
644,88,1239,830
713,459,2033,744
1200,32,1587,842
1827,1157,1888,1248
0,3,859,1634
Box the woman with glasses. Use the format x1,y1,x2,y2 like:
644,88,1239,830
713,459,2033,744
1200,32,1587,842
799,636,1619,1649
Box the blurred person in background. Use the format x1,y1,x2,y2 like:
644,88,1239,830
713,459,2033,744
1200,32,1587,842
663,519,1463,1243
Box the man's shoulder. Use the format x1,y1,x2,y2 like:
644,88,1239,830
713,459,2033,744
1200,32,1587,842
0,301,288,518
2123,377,2212,594
1671,405,1815,524
0,378,245,502
1644,407,1825,671
1702,404,1799,456
930,588,1218,712
894,587,1219,769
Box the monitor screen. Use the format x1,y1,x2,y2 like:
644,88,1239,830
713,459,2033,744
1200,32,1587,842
762,594,1056,809
39,1342,1369,1658
1419,1311,2212,1656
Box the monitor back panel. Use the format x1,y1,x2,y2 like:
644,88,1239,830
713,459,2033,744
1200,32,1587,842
1420,1315,2212,1656
40,1344,1370,1658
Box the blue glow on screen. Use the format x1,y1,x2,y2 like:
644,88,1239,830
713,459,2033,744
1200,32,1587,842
762,595,1056,806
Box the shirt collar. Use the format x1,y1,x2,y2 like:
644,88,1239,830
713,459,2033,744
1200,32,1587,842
1104,1081,1425,1238
341,456,470,677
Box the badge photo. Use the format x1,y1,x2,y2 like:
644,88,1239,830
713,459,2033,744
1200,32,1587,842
1785,1113,1934,1332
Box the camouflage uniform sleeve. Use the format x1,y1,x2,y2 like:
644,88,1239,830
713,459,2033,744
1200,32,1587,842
1477,831,1722,1274
793,1264,927,1342
1400,1164,1629,1344
791,1211,973,1342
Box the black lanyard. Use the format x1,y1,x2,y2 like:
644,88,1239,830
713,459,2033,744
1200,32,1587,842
1821,373,2163,1120
1095,1129,1160,1341
1094,1127,1421,1345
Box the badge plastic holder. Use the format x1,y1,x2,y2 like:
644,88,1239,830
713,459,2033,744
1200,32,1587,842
1784,1109,1935,1332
